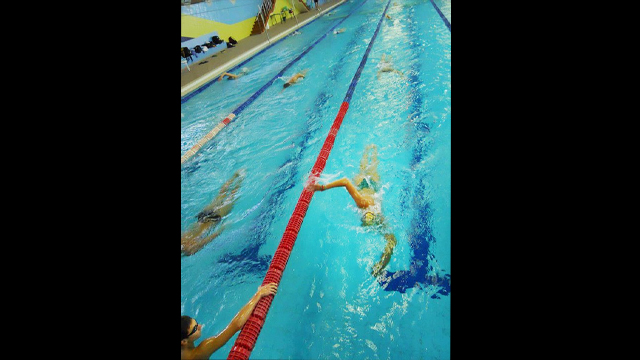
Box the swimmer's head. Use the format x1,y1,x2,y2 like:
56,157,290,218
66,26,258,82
181,315,202,343
361,211,377,226
196,212,222,224
283,82,291,88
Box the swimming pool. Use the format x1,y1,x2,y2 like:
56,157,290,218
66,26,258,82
181,0,450,358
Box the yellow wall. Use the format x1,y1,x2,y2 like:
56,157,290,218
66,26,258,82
276,0,306,19
181,1,305,42
274,0,299,15
181,15,257,42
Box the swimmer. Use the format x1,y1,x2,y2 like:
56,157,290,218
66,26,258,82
308,144,398,277
181,283,278,359
377,54,404,80
282,69,308,89
218,72,238,81
385,14,392,20
333,28,346,34
218,67,249,81
181,170,244,256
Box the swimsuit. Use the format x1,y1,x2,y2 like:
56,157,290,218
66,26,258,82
358,177,380,192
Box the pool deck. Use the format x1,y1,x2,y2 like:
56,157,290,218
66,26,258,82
181,0,348,98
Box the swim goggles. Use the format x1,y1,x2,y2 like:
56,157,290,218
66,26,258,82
184,320,199,339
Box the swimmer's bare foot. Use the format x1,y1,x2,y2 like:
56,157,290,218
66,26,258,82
371,263,385,277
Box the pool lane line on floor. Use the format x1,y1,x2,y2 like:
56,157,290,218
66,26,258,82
181,0,372,165
181,0,347,102
378,0,451,295
226,1,393,359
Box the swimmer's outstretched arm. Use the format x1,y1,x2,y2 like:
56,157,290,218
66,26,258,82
218,72,238,81
218,171,243,197
188,283,278,359
181,225,225,256
200,172,243,214
308,178,373,208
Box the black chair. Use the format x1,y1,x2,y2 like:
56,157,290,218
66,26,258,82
228,36,237,45
181,47,193,62
212,36,224,45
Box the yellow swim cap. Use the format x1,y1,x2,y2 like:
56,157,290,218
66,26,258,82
362,212,375,225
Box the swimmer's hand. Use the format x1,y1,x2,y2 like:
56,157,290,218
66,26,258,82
257,283,278,298
305,183,324,192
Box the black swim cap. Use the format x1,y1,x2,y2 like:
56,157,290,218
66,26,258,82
283,83,291,88
181,315,193,340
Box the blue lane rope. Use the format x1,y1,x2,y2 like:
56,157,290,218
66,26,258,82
343,0,392,103
429,0,450,31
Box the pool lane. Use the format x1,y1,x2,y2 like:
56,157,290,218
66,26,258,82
376,0,451,295
181,0,372,165
227,1,395,359
215,4,392,284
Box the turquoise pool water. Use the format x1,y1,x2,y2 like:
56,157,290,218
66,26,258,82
181,0,450,358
